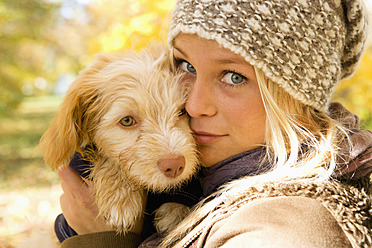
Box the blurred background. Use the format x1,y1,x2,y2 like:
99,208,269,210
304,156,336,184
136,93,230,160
0,0,371,247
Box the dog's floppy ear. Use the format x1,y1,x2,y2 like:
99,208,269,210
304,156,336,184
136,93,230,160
38,55,112,170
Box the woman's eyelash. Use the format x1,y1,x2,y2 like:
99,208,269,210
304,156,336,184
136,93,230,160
174,58,196,74
222,70,248,80
174,57,186,66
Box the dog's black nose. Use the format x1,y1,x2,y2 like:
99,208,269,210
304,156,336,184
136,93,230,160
157,155,185,178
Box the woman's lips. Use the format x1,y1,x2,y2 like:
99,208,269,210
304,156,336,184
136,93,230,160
193,131,227,145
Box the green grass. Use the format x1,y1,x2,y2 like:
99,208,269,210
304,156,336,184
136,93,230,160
0,95,63,190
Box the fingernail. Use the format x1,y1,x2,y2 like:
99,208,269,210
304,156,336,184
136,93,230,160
57,164,68,174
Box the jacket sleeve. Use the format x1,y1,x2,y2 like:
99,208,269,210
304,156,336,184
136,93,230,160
60,231,142,248
202,196,352,248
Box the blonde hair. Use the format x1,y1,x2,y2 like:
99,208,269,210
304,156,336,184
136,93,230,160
254,67,347,181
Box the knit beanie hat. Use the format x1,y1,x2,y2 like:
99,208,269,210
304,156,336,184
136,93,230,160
168,0,368,112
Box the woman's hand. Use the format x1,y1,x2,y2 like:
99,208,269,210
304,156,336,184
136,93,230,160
57,165,111,235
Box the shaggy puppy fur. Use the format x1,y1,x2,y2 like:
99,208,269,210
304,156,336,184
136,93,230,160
38,44,199,235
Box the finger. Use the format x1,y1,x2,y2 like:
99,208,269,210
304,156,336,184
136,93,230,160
60,179,76,202
58,165,96,211
59,181,90,226
82,177,94,193
59,192,71,216
58,165,89,197
59,178,79,214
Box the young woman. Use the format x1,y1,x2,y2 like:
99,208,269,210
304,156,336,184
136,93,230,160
57,0,372,247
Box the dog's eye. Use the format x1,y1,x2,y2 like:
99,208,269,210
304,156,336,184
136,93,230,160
119,116,136,127
178,108,187,116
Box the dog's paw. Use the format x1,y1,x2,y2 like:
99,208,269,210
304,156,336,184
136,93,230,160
154,202,191,234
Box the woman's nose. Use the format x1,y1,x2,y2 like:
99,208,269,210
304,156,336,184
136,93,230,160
185,77,216,118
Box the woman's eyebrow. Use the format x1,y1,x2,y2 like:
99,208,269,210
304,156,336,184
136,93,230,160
173,46,188,58
214,59,239,64
214,57,249,65
212,49,248,64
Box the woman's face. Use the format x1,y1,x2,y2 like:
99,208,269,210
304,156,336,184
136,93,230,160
173,34,266,167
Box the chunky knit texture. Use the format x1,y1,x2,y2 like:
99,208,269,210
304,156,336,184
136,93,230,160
163,180,372,247
168,0,368,111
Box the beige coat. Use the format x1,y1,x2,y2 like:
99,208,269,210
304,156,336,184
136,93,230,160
162,180,372,248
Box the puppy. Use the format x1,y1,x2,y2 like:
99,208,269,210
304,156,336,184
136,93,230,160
38,43,199,235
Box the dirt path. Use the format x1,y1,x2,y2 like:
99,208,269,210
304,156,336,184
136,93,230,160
0,185,62,248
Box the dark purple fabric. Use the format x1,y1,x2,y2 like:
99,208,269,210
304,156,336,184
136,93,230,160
55,213,78,243
329,102,372,180
199,148,272,198
141,177,202,240
68,151,93,178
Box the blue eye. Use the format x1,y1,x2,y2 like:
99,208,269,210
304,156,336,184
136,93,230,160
179,61,196,73
222,72,246,85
